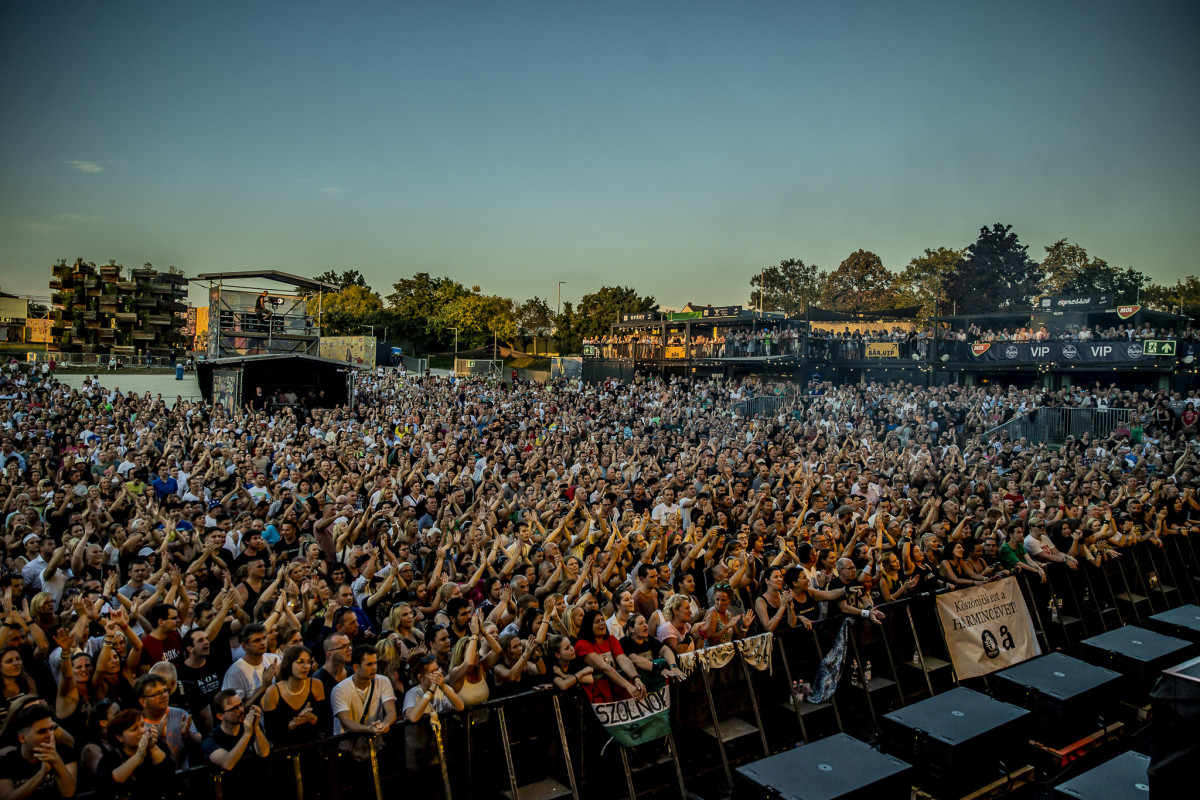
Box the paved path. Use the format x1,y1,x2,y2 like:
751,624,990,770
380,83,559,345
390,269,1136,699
56,371,203,400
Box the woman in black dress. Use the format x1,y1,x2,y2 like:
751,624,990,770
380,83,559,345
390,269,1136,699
261,645,329,746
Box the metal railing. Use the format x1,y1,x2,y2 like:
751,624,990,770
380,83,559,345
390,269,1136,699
731,391,798,419
982,406,1134,446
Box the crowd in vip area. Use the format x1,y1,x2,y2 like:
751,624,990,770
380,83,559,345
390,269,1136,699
3,357,1200,798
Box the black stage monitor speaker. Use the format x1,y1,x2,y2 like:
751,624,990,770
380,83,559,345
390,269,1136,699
881,687,1029,789
1147,604,1200,643
1080,626,1194,687
1148,655,1200,799
992,652,1122,735
1053,750,1149,800
734,733,912,800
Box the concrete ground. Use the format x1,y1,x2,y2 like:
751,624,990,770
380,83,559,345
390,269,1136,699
55,371,203,400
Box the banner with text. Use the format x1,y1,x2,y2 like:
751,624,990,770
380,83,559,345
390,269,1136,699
865,342,899,358
935,576,1040,679
969,341,1157,363
590,686,671,747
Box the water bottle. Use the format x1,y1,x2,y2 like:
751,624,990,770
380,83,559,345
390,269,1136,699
1082,587,1091,607
912,647,921,665
1049,599,1060,623
864,661,873,683
850,660,859,686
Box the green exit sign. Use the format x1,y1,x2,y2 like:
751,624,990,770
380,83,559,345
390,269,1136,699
1144,340,1176,356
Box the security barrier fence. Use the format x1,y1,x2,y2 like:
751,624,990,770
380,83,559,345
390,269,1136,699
65,531,1200,800
982,407,1135,447
731,392,798,419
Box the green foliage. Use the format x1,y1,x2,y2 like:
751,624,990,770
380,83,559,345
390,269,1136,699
316,285,385,335
574,286,657,338
431,293,518,349
314,269,368,291
552,301,584,354
896,247,962,321
943,224,1041,314
749,259,826,314
1143,277,1200,321
820,250,899,313
1039,239,1145,301
517,296,553,337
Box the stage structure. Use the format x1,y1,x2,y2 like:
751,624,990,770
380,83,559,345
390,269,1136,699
194,270,336,359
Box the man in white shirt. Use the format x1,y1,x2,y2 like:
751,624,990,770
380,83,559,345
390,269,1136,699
332,645,397,736
651,488,681,527
222,624,281,705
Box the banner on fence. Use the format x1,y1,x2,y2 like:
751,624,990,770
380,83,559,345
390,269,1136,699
969,341,1153,363
865,342,899,358
935,576,1040,679
590,686,671,747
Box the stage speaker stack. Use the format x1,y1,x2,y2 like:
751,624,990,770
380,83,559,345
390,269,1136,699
1053,750,1149,800
880,687,1029,792
734,733,912,800
1148,654,1200,798
992,653,1123,738
1078,625,1194,691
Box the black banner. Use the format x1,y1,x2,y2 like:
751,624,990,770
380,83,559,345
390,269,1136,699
621,312,658,322
1036,293,1110,311
969,341,1157,363
702,305,743,318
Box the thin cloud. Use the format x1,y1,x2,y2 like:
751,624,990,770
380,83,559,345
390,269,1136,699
20,221,64,233
64,160,104,173
320,187,344,194
56,213,102,223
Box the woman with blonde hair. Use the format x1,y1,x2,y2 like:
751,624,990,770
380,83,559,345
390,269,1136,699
657,594,697,656
375,637,408,697
386,602,422,656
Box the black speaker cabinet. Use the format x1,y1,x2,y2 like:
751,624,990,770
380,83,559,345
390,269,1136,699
992,653,1123,736
735,733,912,800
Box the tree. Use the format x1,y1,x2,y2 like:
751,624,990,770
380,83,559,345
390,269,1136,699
942,224,1041,314
552,301,584,354
896,247,962,321
386,273,472,348
314,269,368,291
1143,277,1200,322
517,296,554,338
431,293,518,350
575,286,657,338
312,285,384,336
749,259,826,314
819,250,899,313
1040,239,1145,301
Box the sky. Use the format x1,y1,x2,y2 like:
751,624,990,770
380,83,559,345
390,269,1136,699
2,1,1198,311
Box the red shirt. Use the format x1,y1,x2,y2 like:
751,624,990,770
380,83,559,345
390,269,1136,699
573,636,628,704
140,631,183,665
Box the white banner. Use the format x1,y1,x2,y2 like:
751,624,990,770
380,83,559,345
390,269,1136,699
935,576,1040,679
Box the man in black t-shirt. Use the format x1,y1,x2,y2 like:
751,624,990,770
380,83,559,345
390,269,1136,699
0,704,77,799
203,690,270,796
177,629,223,728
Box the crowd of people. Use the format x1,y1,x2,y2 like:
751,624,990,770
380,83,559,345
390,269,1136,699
961,322,1190,343
1,361,1199,799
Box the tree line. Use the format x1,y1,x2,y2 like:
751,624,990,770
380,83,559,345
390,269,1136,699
311,270,655,356
750,223,1193,322
311,222,1196,355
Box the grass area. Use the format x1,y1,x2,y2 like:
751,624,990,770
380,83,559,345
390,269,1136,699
427,355,552,371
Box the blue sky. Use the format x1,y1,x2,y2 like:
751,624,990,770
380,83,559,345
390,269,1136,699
2,1,1198,310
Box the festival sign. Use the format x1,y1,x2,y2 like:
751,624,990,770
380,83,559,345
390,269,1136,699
590,686,671,747
935,576,1040,679
969,341,1153,363
1117,304,1141,319
1037,293,1110,310
702,305,743,318
664,345,686,359
865,342,899,358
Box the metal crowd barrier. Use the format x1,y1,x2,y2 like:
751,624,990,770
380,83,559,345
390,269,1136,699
63,546,1199,800
982,407,1134,447
731,392,798,419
